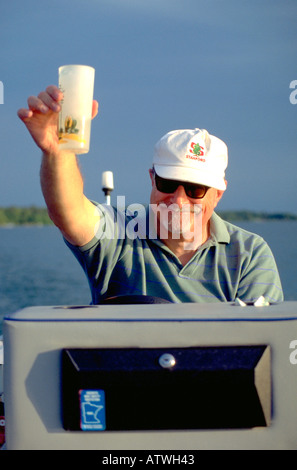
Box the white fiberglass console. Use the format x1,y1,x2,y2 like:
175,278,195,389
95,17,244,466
3,301,297,450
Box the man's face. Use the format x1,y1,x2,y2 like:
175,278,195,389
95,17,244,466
149,169,225,244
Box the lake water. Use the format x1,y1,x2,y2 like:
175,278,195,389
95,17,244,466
0,221,296,334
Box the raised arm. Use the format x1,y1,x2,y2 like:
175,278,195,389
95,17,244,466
17,85,99,246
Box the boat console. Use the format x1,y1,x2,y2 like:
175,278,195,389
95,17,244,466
2,301,297,449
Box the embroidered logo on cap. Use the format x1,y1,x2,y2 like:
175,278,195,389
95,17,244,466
187,142,205,162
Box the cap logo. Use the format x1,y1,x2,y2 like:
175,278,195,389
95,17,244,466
186,141,205,162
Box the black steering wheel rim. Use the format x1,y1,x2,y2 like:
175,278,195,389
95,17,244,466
100,295,172,305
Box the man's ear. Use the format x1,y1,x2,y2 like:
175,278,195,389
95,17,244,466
149,168,155,186
214,180,227,207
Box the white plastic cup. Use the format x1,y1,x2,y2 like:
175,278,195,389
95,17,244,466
58,65,95,154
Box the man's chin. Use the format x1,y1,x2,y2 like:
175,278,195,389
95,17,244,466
159,221,196,242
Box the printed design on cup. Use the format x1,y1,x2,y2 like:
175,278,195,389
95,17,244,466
59,114,83,144
58,85,84,145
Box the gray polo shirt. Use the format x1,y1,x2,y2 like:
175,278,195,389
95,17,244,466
65,204,283,304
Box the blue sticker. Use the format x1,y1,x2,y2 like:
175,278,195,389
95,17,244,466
79,390,106,431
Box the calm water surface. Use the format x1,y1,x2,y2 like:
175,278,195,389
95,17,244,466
0,225,90,334
0,221,296,334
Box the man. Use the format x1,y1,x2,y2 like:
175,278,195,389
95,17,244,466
18,85,283,304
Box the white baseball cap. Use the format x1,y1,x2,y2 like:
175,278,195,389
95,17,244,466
153,128,228,190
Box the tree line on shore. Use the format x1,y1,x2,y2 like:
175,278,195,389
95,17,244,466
0,206,296,226
0,206,52,225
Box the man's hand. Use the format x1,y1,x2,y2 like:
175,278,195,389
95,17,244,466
17,85,99,155
17,84,100,246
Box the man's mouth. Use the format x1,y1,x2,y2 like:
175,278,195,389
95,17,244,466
153,203,202,238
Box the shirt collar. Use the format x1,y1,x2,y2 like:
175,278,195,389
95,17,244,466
209,211,230,244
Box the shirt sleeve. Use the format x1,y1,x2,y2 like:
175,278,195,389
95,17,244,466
63,203,130,304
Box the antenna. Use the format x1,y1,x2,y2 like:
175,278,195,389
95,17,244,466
101,171,114,205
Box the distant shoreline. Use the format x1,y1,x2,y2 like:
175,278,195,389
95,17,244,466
0,205,297,226
218,211,297,222
0,206,53,226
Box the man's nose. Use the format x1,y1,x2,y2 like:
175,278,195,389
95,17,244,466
170,185,189,206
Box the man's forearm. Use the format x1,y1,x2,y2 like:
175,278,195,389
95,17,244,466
40,151,85,230
40,150,99,246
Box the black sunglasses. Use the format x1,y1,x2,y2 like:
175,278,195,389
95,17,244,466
154,173,210,199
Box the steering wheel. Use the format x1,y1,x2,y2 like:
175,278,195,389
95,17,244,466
100,295,172,305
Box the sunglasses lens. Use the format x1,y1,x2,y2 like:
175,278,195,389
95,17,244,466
156,176,178,194
187,185,207,198
155,174,208,199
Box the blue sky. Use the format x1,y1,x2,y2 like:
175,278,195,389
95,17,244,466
0,0,296,212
